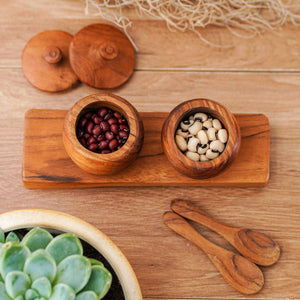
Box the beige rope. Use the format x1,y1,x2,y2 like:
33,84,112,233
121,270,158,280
85,0,300,47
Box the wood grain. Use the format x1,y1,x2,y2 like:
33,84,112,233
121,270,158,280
1,1,299,71
22,109,269,188
1,0,300,298
163,212,264,295
69,24,135,89
161,99,241,179
62,93,144,175
171,199,281,267
21,30,79,92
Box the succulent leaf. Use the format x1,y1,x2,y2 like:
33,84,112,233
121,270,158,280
0,228,112,299
5,232,20,242
49,283,75,300
88,258,104,267
0,230,5,243
5,271,31,298
75,290,98,300
55,255,91,293
82,265,112,299
46,234,83,265
0,242,30,278
22,228,53,252
0,282,12,300
25,288,39,299
31,277,52,298
24,249,56,282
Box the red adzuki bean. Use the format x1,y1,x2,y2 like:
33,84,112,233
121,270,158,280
100,121,110,132
93,116,103,124
88,143,98,152
113,111,122,119
101,149,111,154
87,136,96,145
109,139,118,150
79,117,88,128
104,113,112,121
79,138,86,146
84,112,92,119
83,133,90,139
119,125,129,131
99,140,108,150
92,125,101,136
97,135,105,142
97,108,107,118
86,121,94,134
110,124,119,135
77,107,130,154
119,130,129,139
105,131,114,140
108,118,118,125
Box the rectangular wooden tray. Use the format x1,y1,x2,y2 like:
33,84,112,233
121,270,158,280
22,109,269,188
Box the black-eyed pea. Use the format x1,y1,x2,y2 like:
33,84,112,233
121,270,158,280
197,144,209,154
189,115,194,122
210,140,225,153
187,134,193,142
202,120,212,130
206,149,219,160
176,128,189,138
194,112,208,122
212,119,222,130
180,119,194,131
188,120,202,135
218,129,228,143
186,151,200,161
200,154,209,162
175,135,188,151
207,127,217,141
197,130,208,145
187,137,200,152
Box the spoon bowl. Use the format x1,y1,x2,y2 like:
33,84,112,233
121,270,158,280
163,211,264,295
171,199,280,266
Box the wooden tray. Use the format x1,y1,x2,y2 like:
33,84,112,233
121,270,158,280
22,109,269,188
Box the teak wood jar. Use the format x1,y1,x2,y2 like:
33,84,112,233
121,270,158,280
161,98,241,179
63,93,144,175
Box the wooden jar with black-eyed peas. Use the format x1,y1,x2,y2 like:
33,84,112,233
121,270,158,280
161,98,241,179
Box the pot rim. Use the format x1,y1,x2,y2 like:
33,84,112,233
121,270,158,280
161,98,241,178
0,208,142,300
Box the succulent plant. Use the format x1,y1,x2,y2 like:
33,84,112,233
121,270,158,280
0,227,112,300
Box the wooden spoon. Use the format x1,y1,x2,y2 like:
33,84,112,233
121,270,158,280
163,211,264,295
171,199,280,266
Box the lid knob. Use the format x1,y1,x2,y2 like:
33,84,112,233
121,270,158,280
99,42,118,60
43,46,62,64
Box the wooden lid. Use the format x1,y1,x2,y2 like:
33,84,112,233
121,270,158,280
69,24,135,89
22,30,79,92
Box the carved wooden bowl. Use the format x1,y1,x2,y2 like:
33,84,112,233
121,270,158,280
63,93,144,175
161,98,241,179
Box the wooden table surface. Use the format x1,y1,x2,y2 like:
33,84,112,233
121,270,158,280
1,1,300,299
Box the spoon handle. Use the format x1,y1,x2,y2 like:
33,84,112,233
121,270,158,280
163,211,264,295
171,199,239,242
163,211,224,257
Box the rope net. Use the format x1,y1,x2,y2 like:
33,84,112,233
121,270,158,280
85,0,300,46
